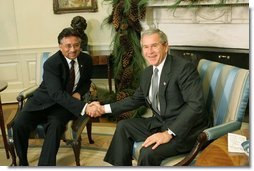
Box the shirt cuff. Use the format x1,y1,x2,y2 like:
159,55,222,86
81,103,88,116
104,104,112,113
167,128,176,136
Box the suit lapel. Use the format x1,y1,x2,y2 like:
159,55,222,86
58,52,70,86
144,66,153,97
159,55,173,115
77,56,84,74
76,55,84,89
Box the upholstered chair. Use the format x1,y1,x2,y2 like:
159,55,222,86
133,59,249,166
7,52,96,166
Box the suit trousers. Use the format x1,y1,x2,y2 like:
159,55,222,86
13,104,74,166
103,117,181,166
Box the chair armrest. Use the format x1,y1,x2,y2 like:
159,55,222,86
174,132,208,166
203,121,242,141
7,85,38,130
132,131,208,166
173,121,242,166
17,85,38,101
70,91,93,141
71,117,91,141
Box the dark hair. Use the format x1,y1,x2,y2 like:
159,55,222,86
57,27,81,44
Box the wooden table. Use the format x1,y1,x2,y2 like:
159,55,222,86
195,129,249,166
0,81,9,159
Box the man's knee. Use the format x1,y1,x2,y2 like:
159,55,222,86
115,119,129,130
138,147,161,166
13,116,28,131
139,147,154,160
47,119,66,131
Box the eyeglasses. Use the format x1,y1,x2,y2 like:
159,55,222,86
61,43,80,49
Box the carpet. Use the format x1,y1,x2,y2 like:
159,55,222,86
0,124,116,166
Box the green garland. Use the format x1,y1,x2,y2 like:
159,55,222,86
103,0,149,121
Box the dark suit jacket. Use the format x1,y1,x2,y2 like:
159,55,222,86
110,54,211,151
23,50,93,117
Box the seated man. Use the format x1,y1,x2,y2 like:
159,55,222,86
12,27,98,166
88,28,212,166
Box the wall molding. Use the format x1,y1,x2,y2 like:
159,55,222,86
147,0,249,7
0,45,112,103
145,0,249,24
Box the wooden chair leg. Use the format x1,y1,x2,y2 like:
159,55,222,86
8,140,17,166
86,120,94,144
72,136,81,166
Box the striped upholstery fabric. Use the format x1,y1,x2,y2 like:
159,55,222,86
132,59,250,166
197,59,249,128
36,52,54,85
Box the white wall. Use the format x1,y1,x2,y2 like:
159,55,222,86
0,0,249,103
1,0,248,51
0,0,114,102
0,0,113,50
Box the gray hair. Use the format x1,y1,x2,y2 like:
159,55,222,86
141,28,168,45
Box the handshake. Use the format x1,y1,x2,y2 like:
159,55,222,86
85,101,105,118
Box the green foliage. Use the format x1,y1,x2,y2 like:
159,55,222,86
102,0,150,120
96,87,116,104
112,30,146,80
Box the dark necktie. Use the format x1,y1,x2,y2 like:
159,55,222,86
67,60,75,94
151,68,159,110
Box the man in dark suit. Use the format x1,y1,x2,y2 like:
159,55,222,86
13,27,97,166
88,28,212,166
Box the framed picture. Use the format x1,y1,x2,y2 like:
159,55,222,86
53,0,98,14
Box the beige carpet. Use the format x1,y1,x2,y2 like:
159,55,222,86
0,124,116,166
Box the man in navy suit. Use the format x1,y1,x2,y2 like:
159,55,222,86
13,27,97,166
88,28,212,166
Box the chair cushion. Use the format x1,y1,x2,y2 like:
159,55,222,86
133,142,188,166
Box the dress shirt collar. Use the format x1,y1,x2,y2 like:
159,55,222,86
153,54,167,74
64,57,78,68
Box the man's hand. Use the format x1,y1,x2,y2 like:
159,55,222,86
72,92,81,100
86,101,105,117
142,131,173,150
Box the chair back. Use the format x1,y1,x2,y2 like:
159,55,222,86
197,59,249,127
36,52,55,85
133,59,249,166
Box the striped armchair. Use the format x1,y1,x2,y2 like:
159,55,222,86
133,59,249,166
7,52,96,166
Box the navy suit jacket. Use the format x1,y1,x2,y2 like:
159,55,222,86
23,50,93,117
110,54,211,151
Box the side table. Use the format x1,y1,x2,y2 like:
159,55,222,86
0,81,9,159
195,129,249,166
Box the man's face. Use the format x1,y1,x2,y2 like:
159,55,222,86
59,36,81,60
141,33,168,66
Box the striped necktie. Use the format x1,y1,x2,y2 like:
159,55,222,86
67,60,75,94
151,68,159,110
